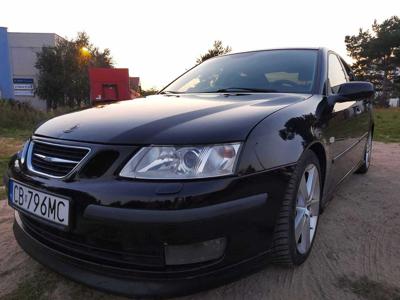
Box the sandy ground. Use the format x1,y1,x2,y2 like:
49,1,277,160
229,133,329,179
1,142,400,300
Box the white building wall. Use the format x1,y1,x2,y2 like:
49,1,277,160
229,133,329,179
8,32,62,110
389,98,399,107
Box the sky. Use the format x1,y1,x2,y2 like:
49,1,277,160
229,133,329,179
1,0,399,90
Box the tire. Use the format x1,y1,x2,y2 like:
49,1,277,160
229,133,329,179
356,131,372,174
272,150,322,266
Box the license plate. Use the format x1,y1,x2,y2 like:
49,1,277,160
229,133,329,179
9,179,70,226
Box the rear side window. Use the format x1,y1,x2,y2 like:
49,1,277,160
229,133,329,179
328,54,347,93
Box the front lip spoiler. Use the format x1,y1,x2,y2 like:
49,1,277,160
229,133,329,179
83,193,267,224
13,211,271,298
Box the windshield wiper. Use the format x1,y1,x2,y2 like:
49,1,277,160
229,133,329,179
159,90,182,94
206,87,278,93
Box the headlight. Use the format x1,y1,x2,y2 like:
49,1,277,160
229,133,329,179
120,143,241,179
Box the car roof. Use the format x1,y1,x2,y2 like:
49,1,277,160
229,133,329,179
213,47,328,59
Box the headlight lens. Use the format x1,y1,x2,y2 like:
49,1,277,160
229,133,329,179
120,143,241,179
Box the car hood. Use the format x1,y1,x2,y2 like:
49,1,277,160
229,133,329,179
35,93,309,145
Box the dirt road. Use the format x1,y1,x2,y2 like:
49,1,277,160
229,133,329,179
1,142,400,300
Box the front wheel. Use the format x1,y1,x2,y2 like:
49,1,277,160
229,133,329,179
272,150,321,266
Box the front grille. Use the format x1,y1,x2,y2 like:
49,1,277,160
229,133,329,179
28,141,90,178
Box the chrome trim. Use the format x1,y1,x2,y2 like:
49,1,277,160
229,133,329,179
20,140,30,165
27,140,91,179
33,153,80,164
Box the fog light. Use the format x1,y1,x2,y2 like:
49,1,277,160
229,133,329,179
164,237,226,266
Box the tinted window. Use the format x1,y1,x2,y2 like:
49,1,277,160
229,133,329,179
328,54,347,93
341,59,355,81
164,50,318,94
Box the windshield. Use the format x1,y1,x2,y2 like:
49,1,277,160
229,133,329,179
163,50,318,94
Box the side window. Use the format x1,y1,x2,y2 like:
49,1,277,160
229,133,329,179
340,59,355,81
328,54,347,93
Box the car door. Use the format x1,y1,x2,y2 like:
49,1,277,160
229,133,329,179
325,53,361,190
339,57,371,161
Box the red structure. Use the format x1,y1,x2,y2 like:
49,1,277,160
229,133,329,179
89,68,131,103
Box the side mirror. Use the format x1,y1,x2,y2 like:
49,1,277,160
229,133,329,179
330,81,375,104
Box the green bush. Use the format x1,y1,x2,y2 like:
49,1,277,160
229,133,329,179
0,99,85,138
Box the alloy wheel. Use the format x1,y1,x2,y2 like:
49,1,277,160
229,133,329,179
294,164,320,254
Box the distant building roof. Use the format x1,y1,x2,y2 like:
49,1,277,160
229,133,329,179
7,32,65,48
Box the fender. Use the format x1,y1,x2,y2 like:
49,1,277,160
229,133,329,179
237,95,330,174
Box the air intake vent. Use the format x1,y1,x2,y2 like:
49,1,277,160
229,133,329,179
28,141,90,178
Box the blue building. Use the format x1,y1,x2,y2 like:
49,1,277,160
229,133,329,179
0,27,13,99
0,27,62,109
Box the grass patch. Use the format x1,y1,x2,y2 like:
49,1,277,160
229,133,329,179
337,275,400,300
0,128,37,140
0,186,6,200
0,99,81,138
374,108,400,143
0,137,25,199
2,268,58,300
0,168,10,199
0,100,49,138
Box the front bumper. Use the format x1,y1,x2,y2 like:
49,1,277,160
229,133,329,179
6,140,295,297
14,208,270,298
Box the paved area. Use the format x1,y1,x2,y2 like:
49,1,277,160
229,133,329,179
1,142,400,300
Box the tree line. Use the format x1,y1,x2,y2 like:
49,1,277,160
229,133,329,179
36,32,113,110
345,16,400,106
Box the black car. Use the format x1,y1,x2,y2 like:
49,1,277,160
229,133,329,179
5,48,374,298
